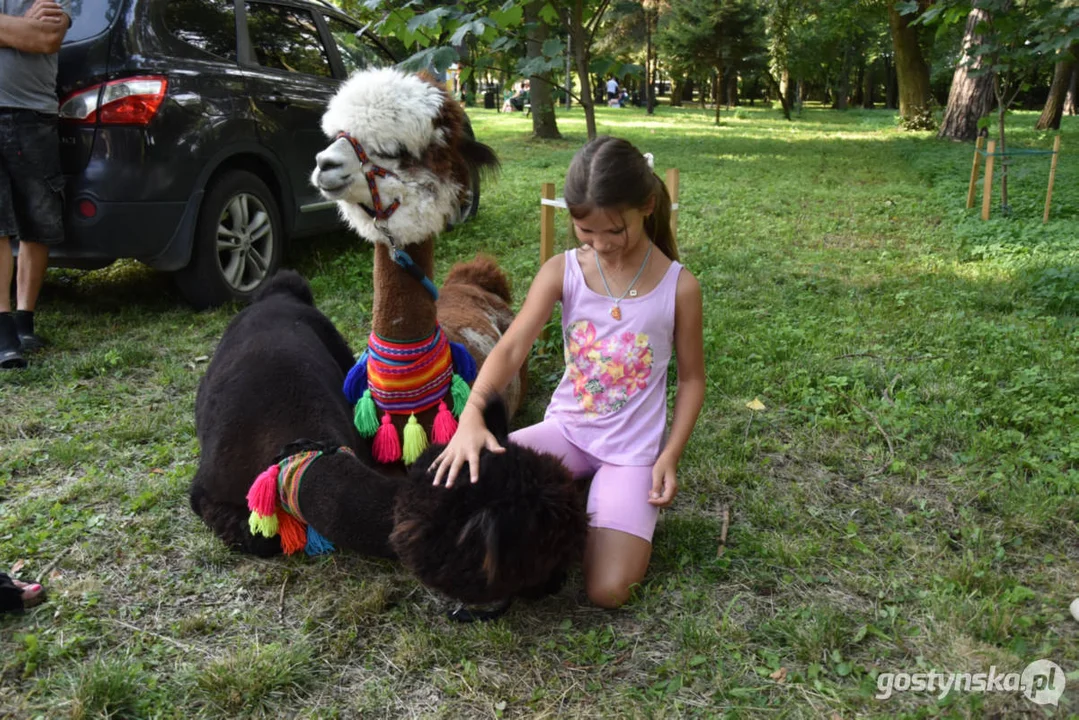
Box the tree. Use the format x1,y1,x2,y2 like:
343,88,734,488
1035,41,1078,130
937,1,995,141
890,1,935,129
525,0,561,138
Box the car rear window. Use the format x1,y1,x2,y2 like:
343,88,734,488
246,2,331,78
165,0,237,61
66,0,123,43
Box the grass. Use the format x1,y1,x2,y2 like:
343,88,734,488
2,103,1078,718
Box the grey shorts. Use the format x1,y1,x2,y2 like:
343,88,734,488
0,109,65,245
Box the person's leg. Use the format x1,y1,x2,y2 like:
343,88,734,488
509,420,597,479
582,464,659,608
16,240,49,311
0,238,12,314
0,112,26,368
11,110,64,349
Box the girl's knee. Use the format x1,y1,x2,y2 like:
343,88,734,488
585,574,641,609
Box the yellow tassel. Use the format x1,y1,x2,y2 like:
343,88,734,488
249,511,279,538
402,413,428,465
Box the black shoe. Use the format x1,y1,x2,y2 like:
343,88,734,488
0,313,27,370
13,310,45,352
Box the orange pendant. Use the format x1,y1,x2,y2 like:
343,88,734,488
610,306,621,320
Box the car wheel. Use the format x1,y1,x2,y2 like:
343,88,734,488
174,170,282,309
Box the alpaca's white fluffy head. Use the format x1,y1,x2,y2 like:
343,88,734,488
311,67,466,247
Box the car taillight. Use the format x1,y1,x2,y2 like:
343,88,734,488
59,76,168,126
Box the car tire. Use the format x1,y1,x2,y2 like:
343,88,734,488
174,170,283,310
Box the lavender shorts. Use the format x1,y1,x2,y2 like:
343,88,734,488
509,420,659,542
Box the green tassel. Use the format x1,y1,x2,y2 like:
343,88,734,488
249,511,279,538
354,389,379,437
450,373,471,418
402,413,428,465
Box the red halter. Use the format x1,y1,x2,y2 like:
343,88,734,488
335,131,402,222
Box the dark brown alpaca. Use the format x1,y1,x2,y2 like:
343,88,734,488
189,272,586,613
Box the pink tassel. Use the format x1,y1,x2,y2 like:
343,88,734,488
432,401,458,444
246,464,280,516
372,411,401,464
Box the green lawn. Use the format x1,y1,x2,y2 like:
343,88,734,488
2,104,1077,719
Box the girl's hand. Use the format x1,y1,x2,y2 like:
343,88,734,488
648,453,679,507
427,406,505,488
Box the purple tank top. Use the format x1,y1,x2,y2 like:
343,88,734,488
545,248,682,465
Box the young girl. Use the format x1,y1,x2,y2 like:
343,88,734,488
429,136,705,609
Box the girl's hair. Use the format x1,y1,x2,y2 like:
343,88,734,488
563,136,678,261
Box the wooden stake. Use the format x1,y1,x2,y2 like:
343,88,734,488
540,182,556,265
665,167,681,255
1043,135,1061,224
981,140,996,221
966,136,984,209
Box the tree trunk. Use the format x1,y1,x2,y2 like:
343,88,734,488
670,75,685,107
888,5,932,124
526,0,561,139
683,78,695,102
837,46,852,110
884,55,898,109
937,3,995,141
853,54,865,107
646,6,655,115
1065,64,1078,115
726,71,738,108
714,68,722,125
862,60,875,108
1035,43,1078,130
568,1,596,140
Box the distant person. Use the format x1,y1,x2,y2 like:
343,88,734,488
0,0,71,369
606,76,619,101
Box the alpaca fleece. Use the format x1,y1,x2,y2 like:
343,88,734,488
391,401,589,605
189,270,389,557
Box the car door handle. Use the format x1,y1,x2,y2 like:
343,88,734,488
259,94,291,106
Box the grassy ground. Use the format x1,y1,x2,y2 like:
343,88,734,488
1,104,1077,719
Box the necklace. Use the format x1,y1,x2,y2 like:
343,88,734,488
594,242,653,320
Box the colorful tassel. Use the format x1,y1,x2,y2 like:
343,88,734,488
249,511,279,538
432,401,458,444
342,350,369,404
354,389,379,437
372,412,401,464
246,464,280,517
450,373,471,418
402,413,428,465
449,341,477,383
278,511,307,555
305,525,335,556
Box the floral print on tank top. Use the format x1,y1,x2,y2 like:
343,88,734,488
564,320,654,416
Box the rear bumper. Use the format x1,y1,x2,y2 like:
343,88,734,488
50,189,202,272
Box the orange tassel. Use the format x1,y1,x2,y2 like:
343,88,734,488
278,512,307,555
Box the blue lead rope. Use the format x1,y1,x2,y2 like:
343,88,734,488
391,247,439,301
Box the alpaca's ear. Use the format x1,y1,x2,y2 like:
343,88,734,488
481,396,510,441
456,508,500,586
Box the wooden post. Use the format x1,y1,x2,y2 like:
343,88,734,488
966,136,984,209
540,182,556,264
981,140,996,221
665,167,681,256
1043,135,1061,224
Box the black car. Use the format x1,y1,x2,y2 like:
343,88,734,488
56,0,478,308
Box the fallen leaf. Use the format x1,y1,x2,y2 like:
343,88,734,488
10,559,25,575
194,355,209,363
770,667,788,683
150,468,164,475
746,397,766,411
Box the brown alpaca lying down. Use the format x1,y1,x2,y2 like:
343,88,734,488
189,270,586,610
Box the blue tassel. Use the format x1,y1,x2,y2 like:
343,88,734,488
449,341,477,383
304,525,335,556
342,350,369,404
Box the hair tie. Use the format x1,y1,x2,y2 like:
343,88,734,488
643,152,655,170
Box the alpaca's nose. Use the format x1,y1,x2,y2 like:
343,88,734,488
317,154,343,172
